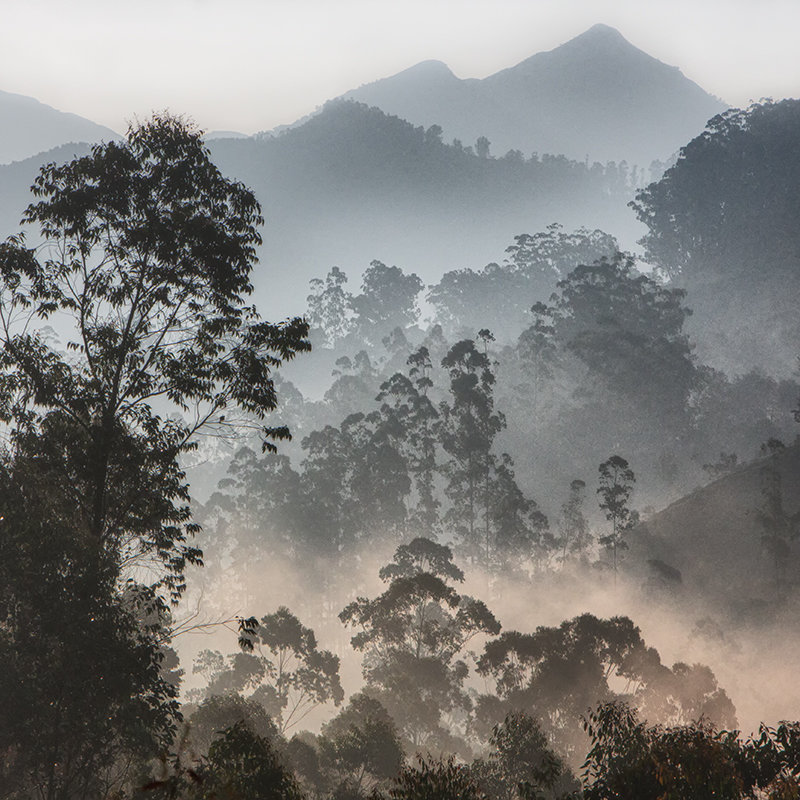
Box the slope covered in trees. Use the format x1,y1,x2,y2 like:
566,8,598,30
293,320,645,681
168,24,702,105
632,98,800,376
2,82,800,800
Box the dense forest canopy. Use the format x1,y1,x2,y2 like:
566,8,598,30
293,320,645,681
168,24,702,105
1,93,800,799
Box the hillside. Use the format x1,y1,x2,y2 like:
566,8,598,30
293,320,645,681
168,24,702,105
340,24,726,166
629,443,800,612
0,89,118,164
0,102,643,318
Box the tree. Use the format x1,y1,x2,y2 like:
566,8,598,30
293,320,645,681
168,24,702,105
306,265,354,347
0,113,310,599
196,446,307,603
301,410,411,559
386,756,486,800
630,100,800,374
194,606,344,734
145,720,303,800
317,693,404,798
427,225,618,343
0,115,309,797
471,712,578,800
556,479,591,565
549,253,696,421
439,338,505,564
200,722,303,800
350,260,423,346
476,614,735,762
596,456,636,580
340,537,500,751
376,347,441,538
0,473,181,799
488,453,552,573
581,702,800,800
756,452,800,600
516,302,559,416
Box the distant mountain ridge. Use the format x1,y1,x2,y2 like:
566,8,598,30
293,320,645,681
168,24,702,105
0,101,643,318
339,24,727,166
0,89,118,164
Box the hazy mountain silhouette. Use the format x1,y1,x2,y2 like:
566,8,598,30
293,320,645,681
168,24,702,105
0,89,118,164
0,101,643,317
0,102,643,315
340,24,726,166
206,101,645,315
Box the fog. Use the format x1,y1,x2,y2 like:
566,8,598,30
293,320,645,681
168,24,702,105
3,11,800,798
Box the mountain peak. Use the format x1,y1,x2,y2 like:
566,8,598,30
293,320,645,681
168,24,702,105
335,25,726,165
403,59,453,76
581,23,626,39
553,23,640,56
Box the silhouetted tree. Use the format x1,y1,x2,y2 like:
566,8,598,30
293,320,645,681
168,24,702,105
471,712,578,800
351,260,423,346
317,693,404,797
556,479,591,565
376,347,441,538
340,538,500,751
386,756,485,800
307,266,354,347
477,614,735,761
194,607,344,734
439,338,505,564
0,114,309,798
631,100,800,373
596,456,636,580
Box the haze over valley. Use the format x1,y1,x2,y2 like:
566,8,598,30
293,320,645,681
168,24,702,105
2,8,800,798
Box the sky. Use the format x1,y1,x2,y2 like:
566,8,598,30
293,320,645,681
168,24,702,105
1,0,799,135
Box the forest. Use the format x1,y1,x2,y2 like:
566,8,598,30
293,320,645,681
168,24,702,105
1,98,800,800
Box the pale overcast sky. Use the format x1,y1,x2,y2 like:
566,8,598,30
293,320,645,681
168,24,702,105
1,0,798,134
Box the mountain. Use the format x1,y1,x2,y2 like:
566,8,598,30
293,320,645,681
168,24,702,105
0,101,643,319
340,24,726,166
0,89,118,164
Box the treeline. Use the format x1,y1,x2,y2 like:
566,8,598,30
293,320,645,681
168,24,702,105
3,99,800,799
203,235,797,592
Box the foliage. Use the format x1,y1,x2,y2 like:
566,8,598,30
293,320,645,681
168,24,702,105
0,113,310,599
477,614,736,759
187,693,279,756
194,606,344,733
317,693,405,797
0,114,309,799
340,538,500,750
384,755,485,800
439,338,505,562
0,464,180,799
351,260,423,346
756,454,800,598
307,266,354,347
581,702,800,800
471,713,579,800
301,410,411,555
596,455,636,577
631,99,800,373
549,253,696,419
142,721,303,800
555,480,591,564
427,225,618,342
376,347,441,538
631,100,800,282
